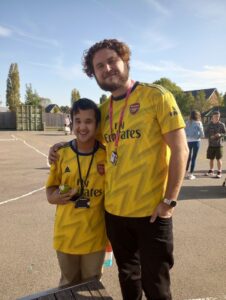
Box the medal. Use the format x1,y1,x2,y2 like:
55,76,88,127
110,151,118,166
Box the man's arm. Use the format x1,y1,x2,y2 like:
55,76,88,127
150,128,189,222
48,142,68,164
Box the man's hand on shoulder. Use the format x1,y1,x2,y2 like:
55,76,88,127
48,142,67,164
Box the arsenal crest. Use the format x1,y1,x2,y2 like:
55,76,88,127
129,103,140,114
97,164,105,175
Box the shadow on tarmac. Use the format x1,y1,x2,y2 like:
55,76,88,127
179,185,226,200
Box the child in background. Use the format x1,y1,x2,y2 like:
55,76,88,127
185,110,204,180
46,98,107,287
205,111,226,178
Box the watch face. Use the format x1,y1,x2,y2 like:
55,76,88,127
163,198,177,207
170,201,177,207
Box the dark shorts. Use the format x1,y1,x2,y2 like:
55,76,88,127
207,146,223,160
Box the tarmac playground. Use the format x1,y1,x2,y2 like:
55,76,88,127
0,131,226,300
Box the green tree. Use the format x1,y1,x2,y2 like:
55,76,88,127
153,77,182,95
39,97,52,108
217,92,223,106
183,92,195,115
6,63,21,111
60,106,71,113
71,88,80,106
223,92,226,107
194,90,209,113
100,94,108,104
24,83,40,105
153,77,188,115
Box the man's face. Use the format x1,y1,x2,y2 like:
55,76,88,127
212,114,220,123
92,48,129,92
72,109,97,145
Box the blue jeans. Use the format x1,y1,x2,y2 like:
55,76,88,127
186,141,200,173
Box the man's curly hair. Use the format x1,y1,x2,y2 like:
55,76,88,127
82,39,131,78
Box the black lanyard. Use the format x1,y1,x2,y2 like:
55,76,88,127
76,151,94,195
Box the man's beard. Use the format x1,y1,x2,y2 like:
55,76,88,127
95,67,129,92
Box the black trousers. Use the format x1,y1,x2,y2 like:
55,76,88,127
105,211,174,300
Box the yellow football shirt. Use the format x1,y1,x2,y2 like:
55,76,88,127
46,140,107,254
99,82,185,217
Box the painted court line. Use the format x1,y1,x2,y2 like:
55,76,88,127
0,186,45,206
1,134,49,206
11,134,50,167
0,137,17,141
11,134,48,158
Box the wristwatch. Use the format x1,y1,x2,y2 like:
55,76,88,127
163,198,177,207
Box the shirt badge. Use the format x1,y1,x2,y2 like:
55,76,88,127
129,103,140,115
97,164,105,175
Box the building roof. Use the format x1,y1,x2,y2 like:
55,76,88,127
45,104,59,113
202,106,226,117
184,88,218,100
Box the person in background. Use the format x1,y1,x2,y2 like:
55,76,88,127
205,111,226,178
49,39,189,300
46,98,107,287
64,114,72,135
185,110,205,180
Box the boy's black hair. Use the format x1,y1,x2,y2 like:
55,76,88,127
70,98,101,127
212,110,220,116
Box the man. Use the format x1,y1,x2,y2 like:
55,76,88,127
49,39,188,300
205,111,226,178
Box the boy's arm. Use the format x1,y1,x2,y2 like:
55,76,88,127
46,186,75,205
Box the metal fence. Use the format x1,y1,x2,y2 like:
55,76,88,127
43,113,66,130
0,112,16,130
0,106,67,131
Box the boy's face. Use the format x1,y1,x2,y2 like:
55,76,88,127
72,109,97,145
212,114,220,123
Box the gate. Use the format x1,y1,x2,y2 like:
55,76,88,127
16,105,43,130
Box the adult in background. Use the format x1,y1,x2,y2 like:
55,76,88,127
185,110,205,180
205,111,226,178
49,39,189,300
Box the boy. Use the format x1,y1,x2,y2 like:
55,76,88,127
46,98,107,287
205,111,226,178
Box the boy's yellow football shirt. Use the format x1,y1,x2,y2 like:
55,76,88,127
46,141,107,254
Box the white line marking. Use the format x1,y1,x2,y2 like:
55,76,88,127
0,137,17,141
0,134,49,206
11,134,48,158
0,186,45,206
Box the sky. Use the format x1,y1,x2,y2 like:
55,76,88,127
0,0,226,107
